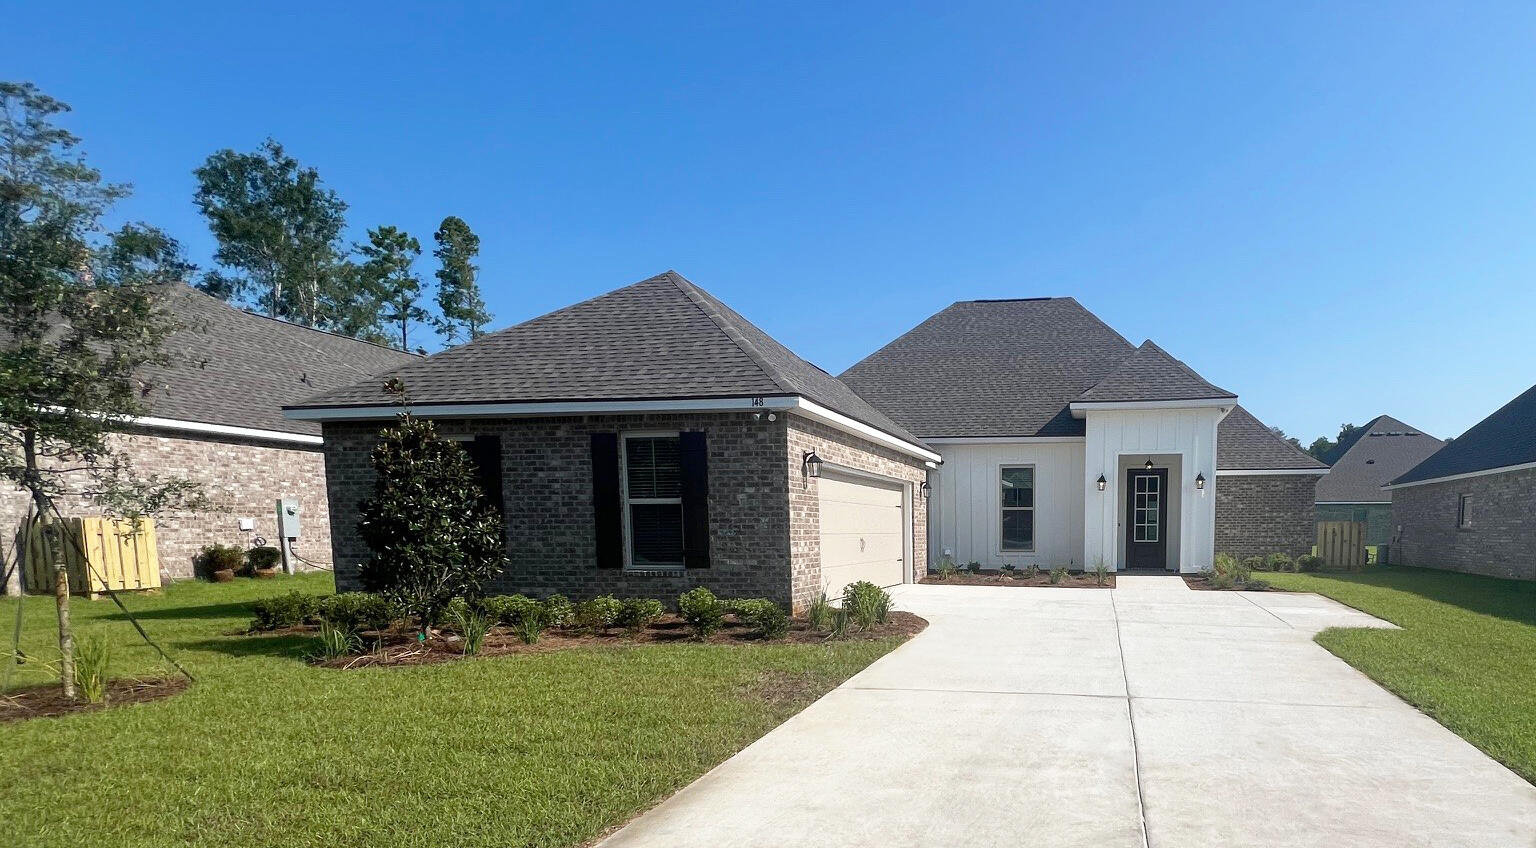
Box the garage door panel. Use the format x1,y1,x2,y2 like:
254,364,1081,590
818,501,901,533
819,532,903,565
818,472,906,595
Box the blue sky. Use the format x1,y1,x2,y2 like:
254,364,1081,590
9,1,1535,443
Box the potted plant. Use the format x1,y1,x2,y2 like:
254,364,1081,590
199,543,245,582
247,545,282,578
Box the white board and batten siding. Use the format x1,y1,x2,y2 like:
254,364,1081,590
929,441,1085,568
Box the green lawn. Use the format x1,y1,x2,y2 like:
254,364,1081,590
1,576,902,847
1264,565,1536,784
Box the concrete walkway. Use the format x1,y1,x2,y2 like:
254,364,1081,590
598,578,1536,848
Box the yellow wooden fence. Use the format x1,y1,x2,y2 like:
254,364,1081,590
1316,520,1367,570
20,516,162,598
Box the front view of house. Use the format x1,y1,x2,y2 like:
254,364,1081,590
288,272,1323,609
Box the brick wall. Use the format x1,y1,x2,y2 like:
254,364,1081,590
1391,467,1536,580
322,412,797,605
1,428,333,590
1214,474,1317,559
785,418,930,611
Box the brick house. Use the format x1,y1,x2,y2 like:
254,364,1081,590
293,272,1321,609
1386,383,1536,580
1,285,417,592
1314,415,1445,547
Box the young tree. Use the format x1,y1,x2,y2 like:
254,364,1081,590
1,82,202,698
357,225,425,350
192,138,351,328
355,385,505,630
432,216,491,343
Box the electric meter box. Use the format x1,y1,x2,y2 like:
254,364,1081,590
276,498,301,539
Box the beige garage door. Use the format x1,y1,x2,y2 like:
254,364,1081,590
818,472,906,597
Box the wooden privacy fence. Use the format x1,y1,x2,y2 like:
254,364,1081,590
21,516,162,598
1316,520,1367,570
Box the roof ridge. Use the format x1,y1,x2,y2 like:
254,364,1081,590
662,271,794,395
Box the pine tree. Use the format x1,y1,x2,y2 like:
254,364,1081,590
432,216,491,343
357,225,425,350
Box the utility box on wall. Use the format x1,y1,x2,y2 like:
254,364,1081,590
276,498,301,540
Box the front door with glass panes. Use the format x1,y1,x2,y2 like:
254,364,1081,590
1125,468,1169,570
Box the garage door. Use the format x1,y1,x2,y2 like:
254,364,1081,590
818,472,906,597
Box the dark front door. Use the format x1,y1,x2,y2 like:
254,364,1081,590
1126,468,1169,570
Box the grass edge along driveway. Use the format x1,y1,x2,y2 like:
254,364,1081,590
1,575,905,848
1264,565,1536,785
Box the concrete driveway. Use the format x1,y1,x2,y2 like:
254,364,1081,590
598,577,1536,848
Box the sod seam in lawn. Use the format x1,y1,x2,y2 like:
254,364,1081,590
1,576,906,847
1263,566,1536,785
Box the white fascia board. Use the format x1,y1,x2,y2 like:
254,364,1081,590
1216,468,1329,476
923,436,1085,445
787,398,944,463
283,396,799,421
1069,398,1237,417
130,415,324,446
1383,460,1536,490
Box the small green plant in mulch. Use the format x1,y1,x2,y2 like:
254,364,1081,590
727,599,789,639
574,595,622,634
1001,564,1017,578
250,591,320,630
449,607,492,656
1048,567,1068,585
1263,552,1296,573
310,622,363,661
541,595,574,628
72,633,111,704
480,594,541,627
934,559,958,581
827,605,851,639
1092,561,1110,587
678,587,725,638
965,561,983,574
316,592,399,631
616,598,665,635
842,581,892,630
1024,564,1039,580
806,591,833,631
1242,555,1265,575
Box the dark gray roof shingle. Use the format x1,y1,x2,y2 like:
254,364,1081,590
1216,406,1329,471
291,272,927,447
1075,340,1235,403
1392,383,1536,485
1314,415,1443,502
139,286,419,436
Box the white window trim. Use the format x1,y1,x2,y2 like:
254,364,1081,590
999,464,1036,554
619,431,686,571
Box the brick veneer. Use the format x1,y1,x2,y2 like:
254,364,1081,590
320,411,930,611
1214,474,1317,559
785,418,929,611
1390,467,1536,580
1,428,334,590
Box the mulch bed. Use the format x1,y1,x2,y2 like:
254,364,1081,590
922,570,1114,589
303,611,929,670
1182,574,1273,592
1,677,188,723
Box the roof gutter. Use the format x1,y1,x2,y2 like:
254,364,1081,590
1069,398,1237,417
1383,459,1536,490
128,415,324,446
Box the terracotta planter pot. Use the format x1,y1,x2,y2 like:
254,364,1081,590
212,568,236,583
254,567,279,579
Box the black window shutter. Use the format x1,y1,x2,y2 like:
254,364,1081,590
591,433,622,568
679,431,710,568
468,435,504,517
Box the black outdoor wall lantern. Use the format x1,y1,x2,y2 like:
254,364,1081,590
803,450,822,478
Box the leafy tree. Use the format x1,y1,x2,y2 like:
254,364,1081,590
357,225,425,350
1306,422,1362,462
1,82,204,698
1268,425,1303,451
355,385,505,630
192,138,353,328
432,216,491,343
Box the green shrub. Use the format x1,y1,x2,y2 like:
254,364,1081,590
1024,564,1039,580
198,543,245,578
310,622,362,660
806,591,833,630
1242,555,1265,574
1092,561,1110,587
442,597,471,627
727,598,790,639
1205,569,1237,590
574,595,622,633
246,545,282,572
515,610,545,645
1001,564,1017,578
843,581,892,630
1297,554,1324,573
1048,567,1068,585
449,606,491,656
481,594,542,626
678,587,725,637
935,559,958,580
616,598,665,634
250,591,320,630
1212,553,1239,575
827,605,851,639
1264,552,1295,573
965,561,982,574
541,595,574,628
1244,577,1271,591
73,633,110,704
316,592,399,631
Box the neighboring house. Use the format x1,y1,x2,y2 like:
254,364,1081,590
291,272,1323,611
1,285,418,591
840,298,1327,569
1314,415,1445,547
1386,383,1536,580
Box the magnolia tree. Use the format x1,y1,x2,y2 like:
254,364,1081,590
0,81,204,698
356,387,505,630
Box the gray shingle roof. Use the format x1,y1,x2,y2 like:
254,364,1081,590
290,271,927,447
1216,406,1329,471
839,298,1138,437
1392,383,1536,485
139,286,419,436
1314,415,1443,502
1075,340,1235,403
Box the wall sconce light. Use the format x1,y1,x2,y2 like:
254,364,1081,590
1195,473,1206,490
802,450,822,478
919,481,931,498
1096,474,1107,492
1144,457,1155,470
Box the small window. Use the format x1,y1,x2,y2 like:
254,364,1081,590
623,434,685,567
1000,466,1035,552
1457,494,1473,529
